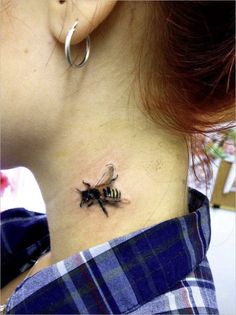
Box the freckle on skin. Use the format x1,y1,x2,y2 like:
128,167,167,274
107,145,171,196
24,49,29,54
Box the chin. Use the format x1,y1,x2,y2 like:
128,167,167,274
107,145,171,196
1,140,25,170
1,155,22,170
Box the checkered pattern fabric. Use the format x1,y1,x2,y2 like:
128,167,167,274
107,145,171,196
1,208,50,288
5,188,218,314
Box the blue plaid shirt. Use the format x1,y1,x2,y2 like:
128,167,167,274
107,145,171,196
3,188,218,314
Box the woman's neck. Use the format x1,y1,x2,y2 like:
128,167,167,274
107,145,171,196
29,117,189,264
12,1,188,262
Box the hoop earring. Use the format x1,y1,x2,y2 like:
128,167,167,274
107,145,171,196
65,20,91,68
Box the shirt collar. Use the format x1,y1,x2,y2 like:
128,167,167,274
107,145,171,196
7,188,211,314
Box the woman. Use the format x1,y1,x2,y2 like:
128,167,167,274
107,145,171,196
0,0,235,314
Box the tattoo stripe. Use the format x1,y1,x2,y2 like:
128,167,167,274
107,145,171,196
104,187,121,199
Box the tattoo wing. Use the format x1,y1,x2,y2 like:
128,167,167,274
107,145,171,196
95,164,115,187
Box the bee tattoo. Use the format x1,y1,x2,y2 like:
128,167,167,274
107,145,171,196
76,164,129,217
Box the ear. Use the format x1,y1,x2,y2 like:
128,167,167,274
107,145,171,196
48,0,117,44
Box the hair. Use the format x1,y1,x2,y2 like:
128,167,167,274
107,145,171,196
137,1,235,184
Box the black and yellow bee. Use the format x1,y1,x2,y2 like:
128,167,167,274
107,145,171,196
76,164,129,217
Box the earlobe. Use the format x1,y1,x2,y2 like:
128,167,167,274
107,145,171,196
48,0,117,45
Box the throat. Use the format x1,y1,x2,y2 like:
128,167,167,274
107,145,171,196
47,163,188,264
32,127,189,264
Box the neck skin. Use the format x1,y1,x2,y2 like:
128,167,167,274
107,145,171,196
32,117,189,264
2,2,189,265
34,129,189,265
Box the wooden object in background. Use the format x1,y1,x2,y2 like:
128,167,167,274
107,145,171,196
211,160,236,210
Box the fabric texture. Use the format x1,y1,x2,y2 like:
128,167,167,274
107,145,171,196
4,188,218,314
1,208,50,288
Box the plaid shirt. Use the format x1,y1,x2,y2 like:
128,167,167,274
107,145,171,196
1,208,50,288
4,188,218,314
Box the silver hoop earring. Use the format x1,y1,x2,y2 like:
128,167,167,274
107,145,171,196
65,20,91,68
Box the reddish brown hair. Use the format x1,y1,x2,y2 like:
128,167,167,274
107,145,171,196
140,1,235,132
137,1,235,183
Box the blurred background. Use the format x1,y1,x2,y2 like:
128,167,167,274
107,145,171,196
1,128,235,315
